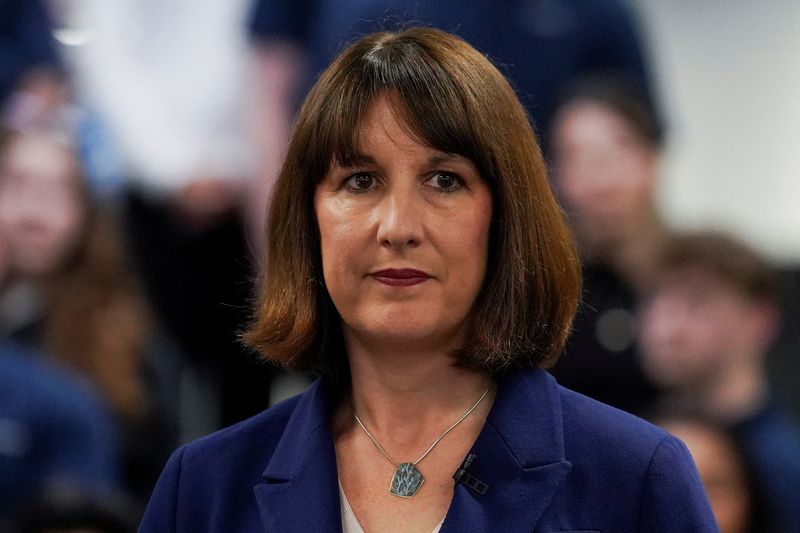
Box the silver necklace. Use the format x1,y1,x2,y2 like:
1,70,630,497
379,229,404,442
353,384,492,498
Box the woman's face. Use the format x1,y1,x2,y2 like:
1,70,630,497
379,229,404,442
314,94,493,349
0,135,86,276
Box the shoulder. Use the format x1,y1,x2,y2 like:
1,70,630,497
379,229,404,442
487,369,716,529
165,389,306,495
556,383,689,494
554,384,716,529
140,388,311,531
517,377,719,530
558,384,670,463
178,391,303,476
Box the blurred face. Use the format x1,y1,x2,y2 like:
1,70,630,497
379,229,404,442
661,420,751,533
0,135,86,276
639,268,756,389
314,94,492,349
551,100,656,250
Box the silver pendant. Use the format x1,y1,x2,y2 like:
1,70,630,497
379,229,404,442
389,463,424,498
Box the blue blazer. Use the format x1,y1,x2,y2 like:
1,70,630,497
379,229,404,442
140,369,718,532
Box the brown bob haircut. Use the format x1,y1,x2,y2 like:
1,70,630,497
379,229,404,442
244,27,581,376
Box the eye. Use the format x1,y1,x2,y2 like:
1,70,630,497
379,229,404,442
344,172,380,192
425,171,462,193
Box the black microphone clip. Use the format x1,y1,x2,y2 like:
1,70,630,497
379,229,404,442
453,453,489,495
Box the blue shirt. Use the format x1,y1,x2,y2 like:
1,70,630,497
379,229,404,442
0,343,119,519
732,402,800,531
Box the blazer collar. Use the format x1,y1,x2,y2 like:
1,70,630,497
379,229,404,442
253,377,343,532
440,368,572,531
253,368,571,532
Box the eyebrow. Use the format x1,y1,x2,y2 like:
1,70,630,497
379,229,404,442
427,152,464,165
337,153,375,167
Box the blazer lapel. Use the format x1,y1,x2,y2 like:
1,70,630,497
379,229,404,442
441,369,572,531
252,369,570,532
253,378,343,532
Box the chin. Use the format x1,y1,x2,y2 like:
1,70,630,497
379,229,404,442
365,321,441,343
15,255,55,276
349,315,463,349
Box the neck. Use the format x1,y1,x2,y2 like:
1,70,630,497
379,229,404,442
581,209,667,292
336,331,494,454
609,213,668,292
673,359,768,423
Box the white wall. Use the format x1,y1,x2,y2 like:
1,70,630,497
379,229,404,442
634,0,800,264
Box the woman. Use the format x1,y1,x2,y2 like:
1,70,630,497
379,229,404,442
140,28,716,531
0,128,177,503
0,129,149,421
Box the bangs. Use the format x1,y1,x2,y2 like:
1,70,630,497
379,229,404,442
306,32,490,181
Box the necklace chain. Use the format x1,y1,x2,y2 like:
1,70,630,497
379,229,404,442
353,384,492,467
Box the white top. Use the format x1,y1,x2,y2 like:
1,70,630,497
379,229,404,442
68,0,254,196
339,482,444,533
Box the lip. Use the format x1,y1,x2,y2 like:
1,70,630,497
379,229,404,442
370,268,432,287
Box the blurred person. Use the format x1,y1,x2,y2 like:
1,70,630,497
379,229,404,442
249,0,657,149
657,413,774,533
141,27,715,532
0,341,120,523
640,231,800,531
548,75,667,413
5,491,137,533
0,128,179,505
66,0,276,428
0,0,61,107
1,214,118,522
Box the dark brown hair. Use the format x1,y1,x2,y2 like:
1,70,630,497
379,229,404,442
556,74,664,149
0,129,152,419
657,231,778,303
245,27,581,374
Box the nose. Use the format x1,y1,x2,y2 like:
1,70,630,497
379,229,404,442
642,296,686,344
375,187,422,250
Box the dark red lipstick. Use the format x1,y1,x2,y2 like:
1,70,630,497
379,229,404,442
370,268,431,287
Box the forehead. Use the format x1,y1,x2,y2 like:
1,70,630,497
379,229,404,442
554,100,638,145
324,89,481,175
350,95,461,162
653,266,747,305
357,95,421,149
2,136,74,186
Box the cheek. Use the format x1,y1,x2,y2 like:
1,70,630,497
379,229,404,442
557,172,590,208
48,202,84,243
639,304,674,351
315,201,365,303
444,198,492,290
685,306,734,353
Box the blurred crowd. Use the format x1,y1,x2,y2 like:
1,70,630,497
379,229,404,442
0,1,798,532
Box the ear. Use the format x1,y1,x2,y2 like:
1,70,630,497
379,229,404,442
748,299,780,351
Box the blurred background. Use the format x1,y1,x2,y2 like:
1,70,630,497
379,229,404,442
0,1,797,531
